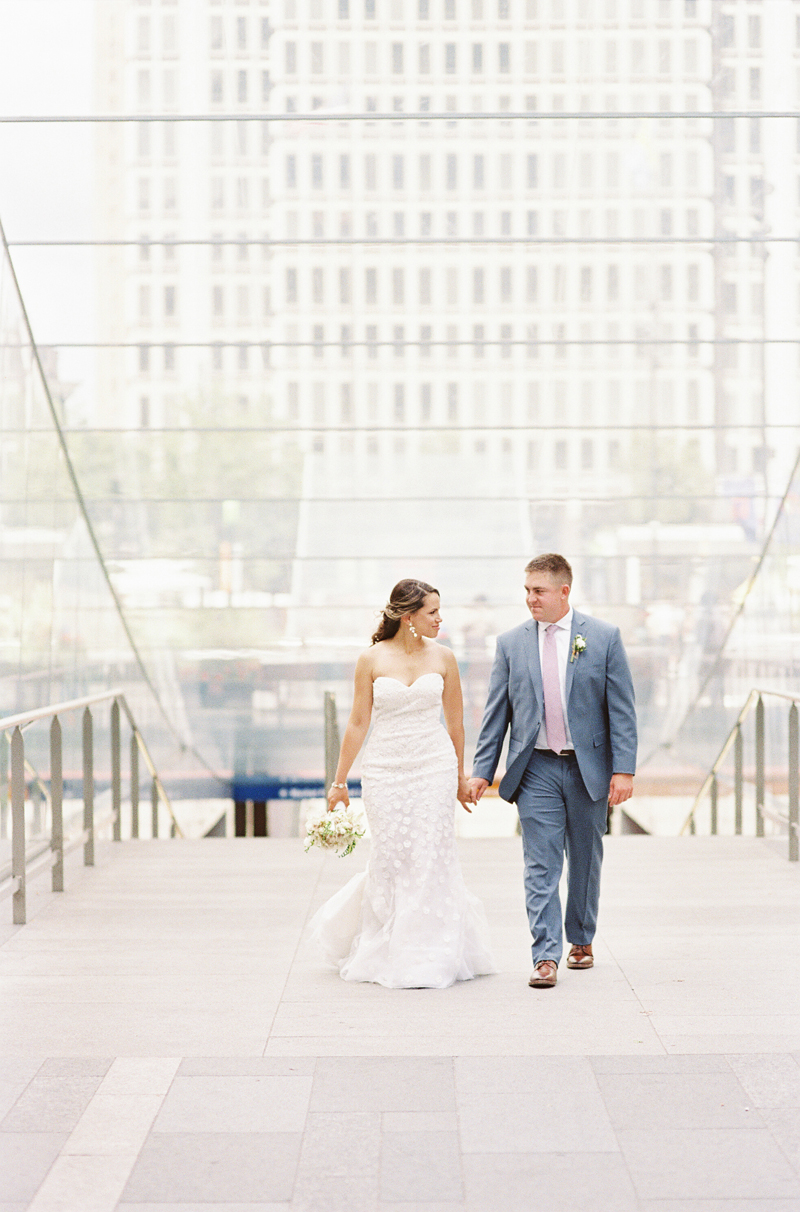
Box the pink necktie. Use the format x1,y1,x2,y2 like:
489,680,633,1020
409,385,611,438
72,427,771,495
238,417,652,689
543,624,567,754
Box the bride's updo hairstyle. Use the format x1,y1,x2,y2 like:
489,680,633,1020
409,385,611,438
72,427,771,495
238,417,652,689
371,578,439,645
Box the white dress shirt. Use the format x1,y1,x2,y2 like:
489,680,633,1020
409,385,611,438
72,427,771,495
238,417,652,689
534,606,575,750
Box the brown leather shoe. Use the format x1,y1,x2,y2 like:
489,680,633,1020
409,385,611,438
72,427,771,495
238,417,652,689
528,960,558,988
566,944,594,969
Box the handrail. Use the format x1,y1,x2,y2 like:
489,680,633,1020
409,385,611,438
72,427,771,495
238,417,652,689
681,688,800,861
0,691,182,924
0,689,126,733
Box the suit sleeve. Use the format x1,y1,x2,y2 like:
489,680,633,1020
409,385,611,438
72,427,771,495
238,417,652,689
471,637,512,783
606,628,638,775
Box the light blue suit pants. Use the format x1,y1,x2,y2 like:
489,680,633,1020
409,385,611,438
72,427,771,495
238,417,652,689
516,750,608,967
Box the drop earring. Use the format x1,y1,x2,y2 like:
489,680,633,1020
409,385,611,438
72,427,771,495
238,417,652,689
408,621,419,639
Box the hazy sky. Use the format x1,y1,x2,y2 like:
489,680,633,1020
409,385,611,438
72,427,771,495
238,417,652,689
0,0,95,354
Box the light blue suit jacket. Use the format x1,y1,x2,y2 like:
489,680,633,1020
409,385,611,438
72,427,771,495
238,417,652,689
472,610,637,806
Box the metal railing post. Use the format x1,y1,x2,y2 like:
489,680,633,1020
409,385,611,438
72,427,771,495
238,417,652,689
324,690,340,793
789,703,799,863
83,707,94,866
151,777,158,839
734,725,743,835
755,695,765,838
130,731,139,839
0,731,8,840
50,717,64,892
111,699,121,842
11,727,26,925
710,774,718,836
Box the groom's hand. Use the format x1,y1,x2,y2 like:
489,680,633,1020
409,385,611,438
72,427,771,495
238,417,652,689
468,778,490,802
608,773,634,807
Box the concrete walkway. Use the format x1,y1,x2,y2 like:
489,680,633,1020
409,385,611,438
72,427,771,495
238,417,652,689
1,835,799,1210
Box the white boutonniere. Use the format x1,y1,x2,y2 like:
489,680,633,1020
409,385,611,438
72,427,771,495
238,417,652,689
571,635,587,663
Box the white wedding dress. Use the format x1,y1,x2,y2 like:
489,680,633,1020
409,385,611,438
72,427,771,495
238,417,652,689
310,672,496,989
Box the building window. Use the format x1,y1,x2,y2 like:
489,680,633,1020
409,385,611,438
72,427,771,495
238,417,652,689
472,43,483,73
419,268,431,305
446,155,457,189
339,268,351,305
447,382,459,423
393,155,404,189
554,440,567,470
473,268,484,304
498,42,510,73
392,268,404,305
311,42,323,73
312,267,324,304
445,43,456,73
365,154,377,190
286,268,297,304
660,265,672,302
473,155,484,189
393,383,405,421
164,284,176,316
579,267,591,303
500,267,512,302
210,70,222,104
392,42,404,73
365,267,377,304
286,155,296,188
419,43,430,74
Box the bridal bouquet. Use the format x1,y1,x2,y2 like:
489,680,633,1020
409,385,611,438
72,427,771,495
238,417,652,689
304,804,366,858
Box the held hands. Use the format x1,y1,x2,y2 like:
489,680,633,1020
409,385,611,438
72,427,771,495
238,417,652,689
457,774,475,813
468,777,490,803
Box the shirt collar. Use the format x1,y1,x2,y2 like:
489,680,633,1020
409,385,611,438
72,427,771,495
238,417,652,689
538,606,573,634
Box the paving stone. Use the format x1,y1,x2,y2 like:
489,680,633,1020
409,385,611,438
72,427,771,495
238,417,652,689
27,1151,139,1211
0,1060,109,1133
380,1132,463,1203
462,1151,639,1211
382,1112,458,1132
726,1054,800,1108
589,1055,729,1075
98,1057,180,1096
152,1075,312,1133
291,1111,381,1211
310,1057,456,1112
638,1202,800,1212
0,1132,67,1202
177,1057,316,1077
596,1071,762,1130
617,1128,800,1200
121,1133,302,1203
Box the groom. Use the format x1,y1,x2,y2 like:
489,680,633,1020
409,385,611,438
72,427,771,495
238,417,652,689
469,554,637,988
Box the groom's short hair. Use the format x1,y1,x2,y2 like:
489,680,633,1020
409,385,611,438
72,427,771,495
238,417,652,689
525,553,573,587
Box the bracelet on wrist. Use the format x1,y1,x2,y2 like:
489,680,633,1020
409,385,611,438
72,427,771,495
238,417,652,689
330,782,348,790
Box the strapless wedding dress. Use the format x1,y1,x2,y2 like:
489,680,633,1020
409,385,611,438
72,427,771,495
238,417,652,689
310,672,496,989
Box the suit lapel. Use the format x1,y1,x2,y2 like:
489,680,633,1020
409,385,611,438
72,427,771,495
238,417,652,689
565,611,588,703
525,619,542,708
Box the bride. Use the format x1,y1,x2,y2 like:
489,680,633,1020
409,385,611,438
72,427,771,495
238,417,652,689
310,579,496,989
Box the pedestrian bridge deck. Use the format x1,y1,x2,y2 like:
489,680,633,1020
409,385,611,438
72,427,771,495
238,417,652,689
1,834,799,1210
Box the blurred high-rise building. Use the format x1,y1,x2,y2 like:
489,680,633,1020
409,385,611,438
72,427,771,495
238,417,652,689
93,0,799,644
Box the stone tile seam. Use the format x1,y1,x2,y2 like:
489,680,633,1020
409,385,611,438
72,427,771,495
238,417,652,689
0,1057,46,1129
722,1053,800,1181
22,1058,181,1210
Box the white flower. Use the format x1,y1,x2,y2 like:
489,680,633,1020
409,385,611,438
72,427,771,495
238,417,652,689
304,805,366,857
571,634,587,663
